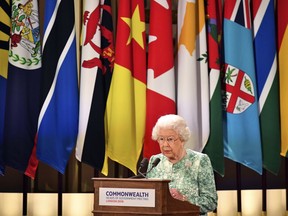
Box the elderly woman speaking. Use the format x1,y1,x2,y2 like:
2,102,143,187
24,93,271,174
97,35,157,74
146,114,218,216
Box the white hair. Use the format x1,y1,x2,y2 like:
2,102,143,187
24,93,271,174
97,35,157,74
152,114,191,142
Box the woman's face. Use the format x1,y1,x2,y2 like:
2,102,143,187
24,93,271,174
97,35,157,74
157,128,185,163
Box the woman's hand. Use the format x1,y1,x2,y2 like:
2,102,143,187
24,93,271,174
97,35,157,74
169,188,187,201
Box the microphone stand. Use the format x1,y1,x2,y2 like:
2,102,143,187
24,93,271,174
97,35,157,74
130,158,161,179
129,167,147,178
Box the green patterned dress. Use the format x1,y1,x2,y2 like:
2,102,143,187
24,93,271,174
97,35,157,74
146,149,218,215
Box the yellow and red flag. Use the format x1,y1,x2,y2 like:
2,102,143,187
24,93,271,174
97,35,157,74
103,0,146,175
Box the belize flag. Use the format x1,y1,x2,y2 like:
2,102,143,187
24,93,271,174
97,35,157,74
4,0,41,175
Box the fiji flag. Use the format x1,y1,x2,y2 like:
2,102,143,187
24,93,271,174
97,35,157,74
28,0,79,176
222,0,262,174
0,0,10,175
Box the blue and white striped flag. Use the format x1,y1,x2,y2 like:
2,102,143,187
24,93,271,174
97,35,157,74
252,0,281,175
33,0,79,175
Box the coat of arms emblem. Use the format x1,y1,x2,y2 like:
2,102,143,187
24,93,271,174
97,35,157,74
9,0,41,69
222,64,255,114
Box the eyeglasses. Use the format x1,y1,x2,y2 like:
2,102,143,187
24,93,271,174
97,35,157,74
157,136,179,145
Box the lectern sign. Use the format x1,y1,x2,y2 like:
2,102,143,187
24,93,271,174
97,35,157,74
99,187,155,207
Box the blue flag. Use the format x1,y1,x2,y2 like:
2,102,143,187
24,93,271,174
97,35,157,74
222,0,262,174
0,75,7,175
3,0,41,175
253,0,281,175
0,76,6,175
35,0,79,174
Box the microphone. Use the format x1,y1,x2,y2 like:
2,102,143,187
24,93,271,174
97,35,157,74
145,158,161,177
151,157,161,168
138,157,149,177
130,158,149,178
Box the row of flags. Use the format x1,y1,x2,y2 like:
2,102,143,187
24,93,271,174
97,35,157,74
0,0,287,179
0,0,78,179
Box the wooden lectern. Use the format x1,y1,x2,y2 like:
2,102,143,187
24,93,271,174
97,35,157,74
92,177,199,216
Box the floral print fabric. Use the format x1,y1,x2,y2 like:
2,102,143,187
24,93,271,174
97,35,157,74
146,149,218,215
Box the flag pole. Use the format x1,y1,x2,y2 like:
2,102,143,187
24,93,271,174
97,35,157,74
94,168,99,178
213,172,218,216
236,163,242,216
22,175,28,216
78,161,82,192
262,169,267,216
286,157,288,215
114,162,119,178
58,172,63,216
